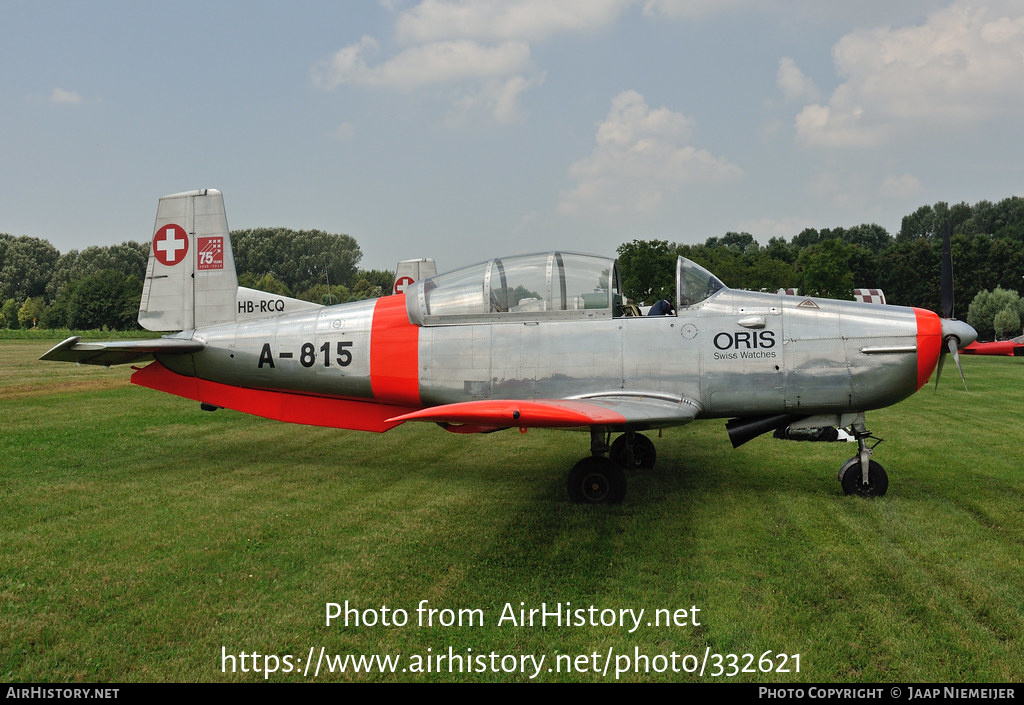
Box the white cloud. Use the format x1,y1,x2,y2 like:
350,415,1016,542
395,0,632,43
805,169,843,199
776,57,819,102
802,168,917,215
313,37,532,90
559,90,742,216
313,34,539,123
796,1,1024,147
642,0,757,19
314,1,631,124
328,123,356,140
795,102,890,148
804,169,876,209
880,173,923,199
445,73,546,124
311,35,378,90
49,87,82,105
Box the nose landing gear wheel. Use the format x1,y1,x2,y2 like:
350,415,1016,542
838,457,889,497
567,456,627,504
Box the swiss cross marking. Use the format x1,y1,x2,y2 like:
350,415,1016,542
153,224,189,266
394,276,415,294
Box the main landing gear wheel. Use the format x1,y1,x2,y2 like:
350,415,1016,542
567,456,626,504
610,433,657,469
838,457,889,497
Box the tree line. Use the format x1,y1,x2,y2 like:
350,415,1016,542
3,196,1024,338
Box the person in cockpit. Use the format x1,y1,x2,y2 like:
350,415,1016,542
648,299,674,316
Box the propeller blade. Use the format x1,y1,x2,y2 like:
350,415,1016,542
934,344,947,390
948,336,968,392
940,220,954,319
935,319,976,392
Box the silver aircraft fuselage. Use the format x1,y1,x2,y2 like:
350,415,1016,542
152,282,939,427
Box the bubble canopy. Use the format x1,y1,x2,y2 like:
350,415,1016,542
405,252,625,325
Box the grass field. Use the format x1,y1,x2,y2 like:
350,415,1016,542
2,339,1023,682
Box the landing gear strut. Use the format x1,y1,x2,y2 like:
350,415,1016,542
837,425,888,497
566,429,656,504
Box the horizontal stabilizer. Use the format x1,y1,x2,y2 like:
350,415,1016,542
40,336,204,366
388,394,700,430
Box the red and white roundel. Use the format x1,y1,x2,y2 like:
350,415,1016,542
153,224,189,266
394,276,415,294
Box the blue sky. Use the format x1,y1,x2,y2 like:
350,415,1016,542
3,1,1024,272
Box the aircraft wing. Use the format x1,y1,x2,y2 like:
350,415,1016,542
40,336,204,366
388,394,701,431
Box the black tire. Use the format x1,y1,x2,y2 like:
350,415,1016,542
839,458,889,497
567,457,627,504
610,433,657,469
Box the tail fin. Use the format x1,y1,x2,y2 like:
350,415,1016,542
393,258,437,294
138,189,238,331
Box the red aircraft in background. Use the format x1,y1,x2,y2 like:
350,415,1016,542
961,335,1024,356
